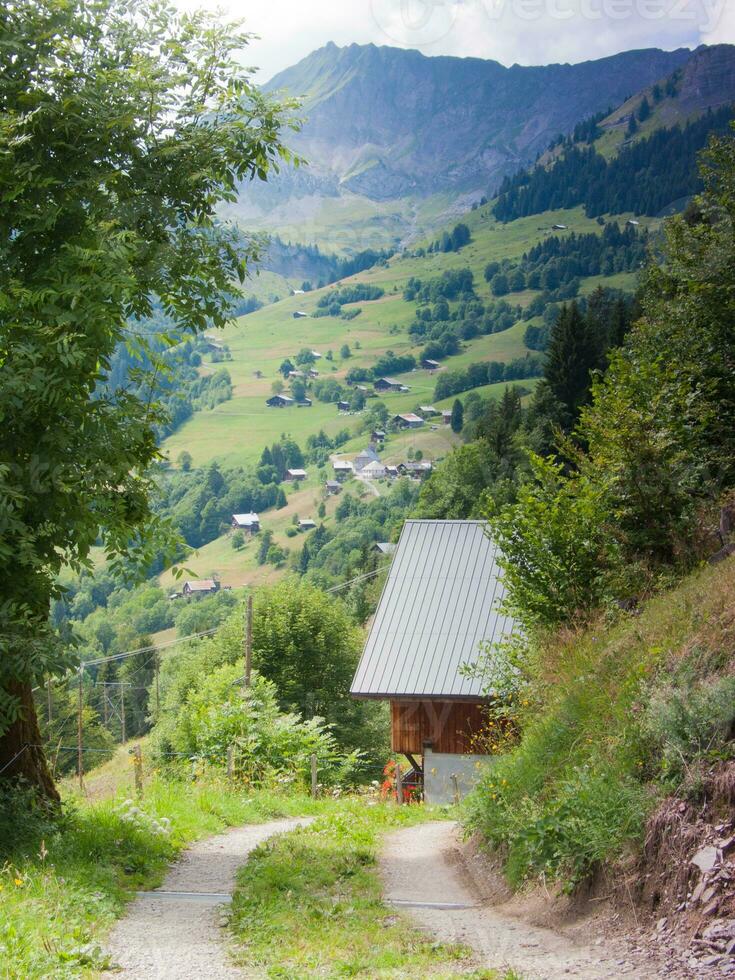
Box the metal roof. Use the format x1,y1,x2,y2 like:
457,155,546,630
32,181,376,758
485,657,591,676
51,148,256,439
350,520,515,701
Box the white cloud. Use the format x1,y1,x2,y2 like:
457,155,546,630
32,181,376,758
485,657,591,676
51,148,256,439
178,0,735,80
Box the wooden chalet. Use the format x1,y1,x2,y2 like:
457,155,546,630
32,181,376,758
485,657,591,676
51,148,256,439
351,520,515,803
298,518,317,531
374,377,402,393
393,413,424,429
267,394,294,408
285,468,307,482
231,513,260,534
182,579,220,598
325,480,342,495
422,359,440,371
337,400,350,412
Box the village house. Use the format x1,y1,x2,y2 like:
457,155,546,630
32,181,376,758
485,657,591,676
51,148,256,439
353,447,379,472
385,464,399,479
298,518,317,531
372,541,396,556
361,459,386,479
371,429,386,443
337,400,350,412
441,409,452,425
374,377,403,393
422,358,440,371
288,370,305,379
325,480,342,496
419,405,438,417
182,579,220,598
308,368,319,379
266,394,294,408
285,468,307,482
310,350,322,359
393,412,424,429
296,398,313,408
351,520,516,804
333,459,353,480
398,460,433,480
231,513,260,534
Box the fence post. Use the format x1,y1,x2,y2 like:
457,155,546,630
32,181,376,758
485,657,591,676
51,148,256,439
244,595,253,689
133,744,144,797
77,666,84,790
451,773,460,806
310,753,318,798
395,763,403,805
227,745,234,780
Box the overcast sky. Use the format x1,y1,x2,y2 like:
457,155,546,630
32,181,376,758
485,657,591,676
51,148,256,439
179,0,735,82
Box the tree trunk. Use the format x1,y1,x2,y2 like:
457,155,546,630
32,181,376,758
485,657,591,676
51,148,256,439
0,679,59,803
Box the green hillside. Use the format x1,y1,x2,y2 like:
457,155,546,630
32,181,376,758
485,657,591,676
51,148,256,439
163,205,642,471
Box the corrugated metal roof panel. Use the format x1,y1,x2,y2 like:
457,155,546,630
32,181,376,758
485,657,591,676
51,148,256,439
350,520,515,699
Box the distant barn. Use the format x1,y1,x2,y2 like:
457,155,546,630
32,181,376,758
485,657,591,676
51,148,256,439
351,520,515,803
182,579,220,598
267,394,294,408
231,513,260,534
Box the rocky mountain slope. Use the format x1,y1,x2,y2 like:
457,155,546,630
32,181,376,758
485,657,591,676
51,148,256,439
262,42,694,200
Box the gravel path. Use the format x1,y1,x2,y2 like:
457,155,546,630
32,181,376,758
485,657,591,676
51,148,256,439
380,821,647,979
105,817,311,979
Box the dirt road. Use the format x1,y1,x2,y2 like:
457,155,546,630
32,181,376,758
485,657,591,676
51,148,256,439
105,817,311,979
380,821,648,979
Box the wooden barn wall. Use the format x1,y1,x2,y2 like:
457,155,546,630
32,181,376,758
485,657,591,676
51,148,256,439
390,700,488,755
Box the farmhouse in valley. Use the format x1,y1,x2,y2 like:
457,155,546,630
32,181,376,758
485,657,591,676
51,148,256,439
266,394,294,408
231,513,260,534
333,459,353,479
325,480,342,495
351,520,515,803
393,412,424,429
422,358,440,371
298,518,317,531
285,468,307,482
374,377,403,393
353,447,379,472
361,459,386,479
182,579,220,598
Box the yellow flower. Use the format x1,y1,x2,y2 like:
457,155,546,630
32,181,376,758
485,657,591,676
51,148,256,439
14,878,23,887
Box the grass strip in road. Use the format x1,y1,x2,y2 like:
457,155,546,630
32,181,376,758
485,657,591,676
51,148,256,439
230,798,516,979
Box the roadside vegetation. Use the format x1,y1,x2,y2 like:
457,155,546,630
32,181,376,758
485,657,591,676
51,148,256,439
460,128,735,890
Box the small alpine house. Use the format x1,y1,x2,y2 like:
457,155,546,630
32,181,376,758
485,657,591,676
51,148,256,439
350,519,515,803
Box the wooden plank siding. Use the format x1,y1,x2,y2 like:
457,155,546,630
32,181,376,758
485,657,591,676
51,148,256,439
390,699,488,755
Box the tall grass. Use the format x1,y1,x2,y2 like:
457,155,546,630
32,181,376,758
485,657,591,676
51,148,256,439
464,560,735,888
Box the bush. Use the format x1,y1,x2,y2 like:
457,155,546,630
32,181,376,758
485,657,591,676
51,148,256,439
158,668,359,787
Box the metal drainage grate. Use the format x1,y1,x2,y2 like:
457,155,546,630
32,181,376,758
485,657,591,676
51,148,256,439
136,890,232,904
387,899,476,910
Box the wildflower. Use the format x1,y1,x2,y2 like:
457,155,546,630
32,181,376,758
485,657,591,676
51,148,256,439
14,878,23,887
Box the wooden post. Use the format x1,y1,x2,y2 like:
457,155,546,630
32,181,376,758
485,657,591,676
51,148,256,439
77,666,84,790
227,745,234,780
133,744,144,797
310,753,318,798
154,654,160,715
46,676,53,725
102,684,108,728
451,773,460,806
120,681,126,743
244,595,253,689
395,763,403,805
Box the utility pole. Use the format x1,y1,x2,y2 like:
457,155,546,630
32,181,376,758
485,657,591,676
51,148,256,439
77,666,84,790
46,676,53,725
244,594,253,689
120,681,126,743
154,654,160,715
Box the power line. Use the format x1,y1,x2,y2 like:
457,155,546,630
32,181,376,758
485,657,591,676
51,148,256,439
80,628,218,668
